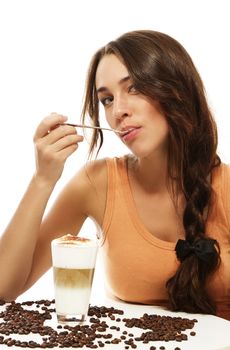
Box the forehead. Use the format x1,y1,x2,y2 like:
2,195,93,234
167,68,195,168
95,54,129,89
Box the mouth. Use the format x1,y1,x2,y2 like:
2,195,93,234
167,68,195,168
120,126,139,136
120,126,142,141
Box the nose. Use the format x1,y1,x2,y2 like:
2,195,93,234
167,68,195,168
112,96,132,120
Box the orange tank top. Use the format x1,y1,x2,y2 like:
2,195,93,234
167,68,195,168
100,156,230,319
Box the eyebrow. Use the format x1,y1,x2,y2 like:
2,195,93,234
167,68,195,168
96,75,131,94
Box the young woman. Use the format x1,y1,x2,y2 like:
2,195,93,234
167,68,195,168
0,30,229,320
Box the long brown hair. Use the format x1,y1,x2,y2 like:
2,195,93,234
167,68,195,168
81,30,221,314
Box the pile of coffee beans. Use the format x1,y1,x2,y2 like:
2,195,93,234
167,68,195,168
0,299,197,349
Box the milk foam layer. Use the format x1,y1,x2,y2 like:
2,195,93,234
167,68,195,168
51,234,98,269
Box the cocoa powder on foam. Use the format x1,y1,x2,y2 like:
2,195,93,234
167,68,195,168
55,234,94,245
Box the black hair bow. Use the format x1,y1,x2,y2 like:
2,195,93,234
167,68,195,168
175,238,217,262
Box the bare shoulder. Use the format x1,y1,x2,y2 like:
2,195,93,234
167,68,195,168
38,158,108,242
70,158,108,193
66,158,108,224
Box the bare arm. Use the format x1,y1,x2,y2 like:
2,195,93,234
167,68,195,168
22,156,108,293
22,165,98,293
0,113,84,300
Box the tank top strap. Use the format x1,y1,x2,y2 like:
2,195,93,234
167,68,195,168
101,157,117,244
101,156,128,245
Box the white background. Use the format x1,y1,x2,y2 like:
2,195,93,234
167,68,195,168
0,0,229,302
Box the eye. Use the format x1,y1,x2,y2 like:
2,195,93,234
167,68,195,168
100,96,113,106
128,84,138,93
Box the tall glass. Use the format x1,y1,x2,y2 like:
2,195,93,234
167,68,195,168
51,234,98,324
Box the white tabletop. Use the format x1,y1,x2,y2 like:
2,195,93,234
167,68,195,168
1,292,230,350
0,269,230,350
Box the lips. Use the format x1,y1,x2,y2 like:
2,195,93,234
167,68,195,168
122,128,135,137
121,126,140,135
121,126,141,142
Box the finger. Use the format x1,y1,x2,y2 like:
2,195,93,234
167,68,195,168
56,142,80,161
46,124,78,144
49,133,84,152
34,113,68,140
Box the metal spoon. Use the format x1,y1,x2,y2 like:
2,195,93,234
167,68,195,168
65,123,125,134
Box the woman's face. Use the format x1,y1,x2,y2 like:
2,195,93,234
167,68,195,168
95,54,169,159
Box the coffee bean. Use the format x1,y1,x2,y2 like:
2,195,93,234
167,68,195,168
0,299,197,348
111,338,121,344
110,325,117,330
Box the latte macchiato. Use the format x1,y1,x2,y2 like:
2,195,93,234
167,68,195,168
51,234,98,324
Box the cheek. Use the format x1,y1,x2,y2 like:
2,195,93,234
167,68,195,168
149,111,169,137
105,111,115,127
159,118,169,137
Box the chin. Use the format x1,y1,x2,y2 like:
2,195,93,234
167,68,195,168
130,149,153,159
130,144,167,160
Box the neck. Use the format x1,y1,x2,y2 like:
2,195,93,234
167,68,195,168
129,152,170,193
